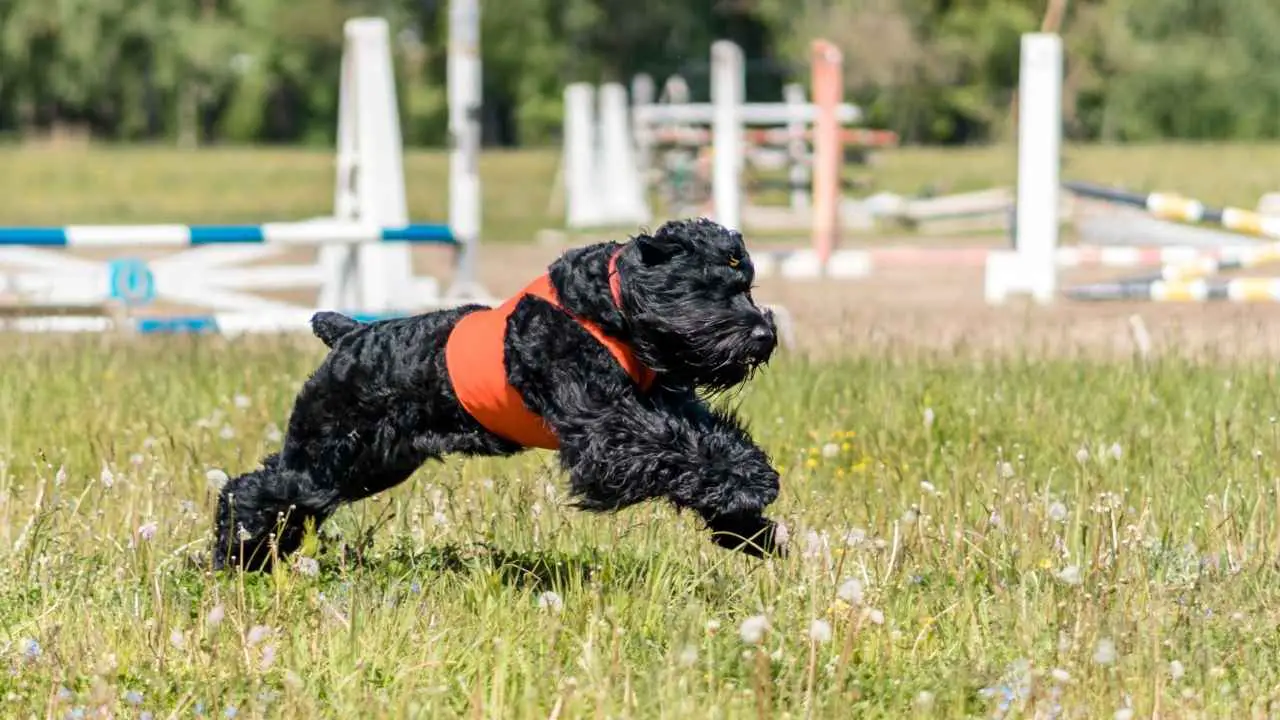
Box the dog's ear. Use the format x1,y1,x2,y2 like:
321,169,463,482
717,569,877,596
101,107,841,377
633,231,685,265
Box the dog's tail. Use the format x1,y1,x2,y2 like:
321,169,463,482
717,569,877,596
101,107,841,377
310,311,362,348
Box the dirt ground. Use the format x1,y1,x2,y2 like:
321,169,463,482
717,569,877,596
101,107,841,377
416,239,1280,362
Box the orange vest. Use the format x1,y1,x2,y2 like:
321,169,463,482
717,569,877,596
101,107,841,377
444,251,655,450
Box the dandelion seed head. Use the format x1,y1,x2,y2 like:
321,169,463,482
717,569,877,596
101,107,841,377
233,394,251,409
206,469,229,490
821,443,840,459
1057,565,1082,586
1049,501,1069,522
537,591,563,614
836,577,864,605
1170,660,1185,681
124,690,143,706
206,604,225,628
1075,446,1090,464
246,625,270,646
808,619,832,644
739,615,770,645
1093,637,1117,666
677,645,698,666
867,608,885,625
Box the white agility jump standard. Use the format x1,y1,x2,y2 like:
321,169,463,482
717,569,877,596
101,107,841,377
0,12,490,334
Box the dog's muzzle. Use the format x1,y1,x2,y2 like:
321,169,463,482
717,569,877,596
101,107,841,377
748,313,778,361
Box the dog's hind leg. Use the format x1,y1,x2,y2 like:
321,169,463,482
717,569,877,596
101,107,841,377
504,297,784,557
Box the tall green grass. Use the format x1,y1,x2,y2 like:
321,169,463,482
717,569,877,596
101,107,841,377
1,335,1277,717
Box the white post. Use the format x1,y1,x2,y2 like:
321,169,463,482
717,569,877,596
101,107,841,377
631,74,655,191
326,18,412,312
448,0,483,298
599,82,650,226
344,18,413,311
783,83,809,212
984,33,1062,304
711,40,744,230
563,83,601,229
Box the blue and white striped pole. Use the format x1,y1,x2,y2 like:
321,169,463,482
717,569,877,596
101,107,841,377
0,223,456,247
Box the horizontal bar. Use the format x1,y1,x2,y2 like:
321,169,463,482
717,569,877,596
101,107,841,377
0,222,456,247
635,102,862,126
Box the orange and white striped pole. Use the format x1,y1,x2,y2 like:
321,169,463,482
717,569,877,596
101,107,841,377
809,40,843,268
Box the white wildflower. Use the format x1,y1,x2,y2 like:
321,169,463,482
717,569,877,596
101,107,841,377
1049,501,1069,523
1109,442,1123,460
999,461,1014,479
739,615,770,645
866,608,885,625
923,408,935,428
836,577,864,605
246,625,270,646
914,691,935,710
677,645,698,666
920,480,937,495
100,464,115,488
206,468,229,490
1075,446,1090,464
137,521,158,541
233,394,251,409
1051,668,1070,683
1169,660,1185,681
537,591,563,614
1057,565,1082,586
206,604,225,628
808,619,832,643
1093,638,1117,666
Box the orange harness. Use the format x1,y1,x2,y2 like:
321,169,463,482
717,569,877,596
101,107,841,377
444,251,656,450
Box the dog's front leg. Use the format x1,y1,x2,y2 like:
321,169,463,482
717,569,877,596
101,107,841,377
504,298,784,557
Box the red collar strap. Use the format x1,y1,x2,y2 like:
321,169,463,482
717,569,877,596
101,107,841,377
607,248,624,309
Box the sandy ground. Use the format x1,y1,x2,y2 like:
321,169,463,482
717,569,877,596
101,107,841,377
10,236,1280,362
414,239,1280,362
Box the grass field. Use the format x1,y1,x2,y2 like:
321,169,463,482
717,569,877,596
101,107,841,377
2,336,1280,718
3,141,1280,718
2,141,1280,243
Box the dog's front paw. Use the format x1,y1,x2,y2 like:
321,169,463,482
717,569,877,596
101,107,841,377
706,512,787,559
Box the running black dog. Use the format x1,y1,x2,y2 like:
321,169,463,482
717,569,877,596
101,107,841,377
213,218,785,570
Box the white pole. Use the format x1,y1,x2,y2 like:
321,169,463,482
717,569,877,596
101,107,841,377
563,83,600,229
984,33,1062,304
344,18,412,312
598,82,650,225
711,40,744,231
449,0,482,295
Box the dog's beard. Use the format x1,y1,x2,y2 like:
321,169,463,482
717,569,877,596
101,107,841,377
636,312,773,393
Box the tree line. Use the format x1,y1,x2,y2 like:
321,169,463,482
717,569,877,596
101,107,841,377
1,0,1278,148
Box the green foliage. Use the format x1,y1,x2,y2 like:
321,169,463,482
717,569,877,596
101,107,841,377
0,0,1278,146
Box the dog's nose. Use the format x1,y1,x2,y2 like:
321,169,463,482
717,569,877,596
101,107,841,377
749,323,776,349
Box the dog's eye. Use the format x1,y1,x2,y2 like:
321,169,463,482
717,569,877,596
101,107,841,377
728,256,741,268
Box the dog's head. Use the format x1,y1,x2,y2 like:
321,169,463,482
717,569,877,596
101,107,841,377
617,218,778,391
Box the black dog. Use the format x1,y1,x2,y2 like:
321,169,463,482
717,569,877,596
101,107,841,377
212,218,784,570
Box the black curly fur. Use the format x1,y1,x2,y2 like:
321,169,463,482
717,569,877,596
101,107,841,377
212,218,783,570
